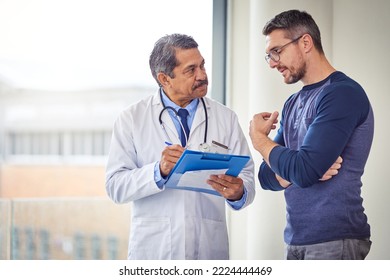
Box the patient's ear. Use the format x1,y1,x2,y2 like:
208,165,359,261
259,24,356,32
302,34,314,53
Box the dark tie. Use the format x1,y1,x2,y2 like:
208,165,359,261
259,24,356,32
177,109,190,147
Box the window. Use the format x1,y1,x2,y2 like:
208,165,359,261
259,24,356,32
0,0,224,260
0,0,219,164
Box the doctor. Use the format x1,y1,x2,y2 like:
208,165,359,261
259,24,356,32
105,34,255,260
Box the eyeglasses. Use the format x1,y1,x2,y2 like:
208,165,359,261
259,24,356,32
265,35,303,64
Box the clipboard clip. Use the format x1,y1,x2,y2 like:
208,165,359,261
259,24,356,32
201,153,230,161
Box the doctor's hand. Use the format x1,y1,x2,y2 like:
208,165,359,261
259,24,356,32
207,174,244,201
160,144,185,178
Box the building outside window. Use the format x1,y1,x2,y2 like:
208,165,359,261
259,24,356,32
0,0,219,260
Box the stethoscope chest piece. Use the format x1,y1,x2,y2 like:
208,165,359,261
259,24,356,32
199,143,210,152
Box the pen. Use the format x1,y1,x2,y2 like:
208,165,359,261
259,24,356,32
165,141,172,146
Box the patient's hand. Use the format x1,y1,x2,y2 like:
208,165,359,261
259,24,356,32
319,156,343,181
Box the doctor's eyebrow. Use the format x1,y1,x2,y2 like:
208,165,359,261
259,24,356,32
183,65,196,74
183,59,205,74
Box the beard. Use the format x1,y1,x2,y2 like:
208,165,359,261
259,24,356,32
285,62,306,84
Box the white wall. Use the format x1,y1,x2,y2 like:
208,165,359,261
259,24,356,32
332,0,390,260
227,0,390,260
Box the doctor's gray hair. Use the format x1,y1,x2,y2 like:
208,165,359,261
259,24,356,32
149,33,198,86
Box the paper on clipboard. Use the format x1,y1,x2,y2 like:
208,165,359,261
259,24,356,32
176,169,228,194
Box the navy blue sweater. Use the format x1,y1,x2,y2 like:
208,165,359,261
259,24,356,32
259,71,374,245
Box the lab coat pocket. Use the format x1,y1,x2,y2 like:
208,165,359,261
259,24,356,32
128,217,171,259
198,219,229,260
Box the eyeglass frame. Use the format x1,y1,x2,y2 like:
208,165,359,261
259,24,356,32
265,35,304,64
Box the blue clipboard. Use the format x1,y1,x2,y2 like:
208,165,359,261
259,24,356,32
164,149,250,196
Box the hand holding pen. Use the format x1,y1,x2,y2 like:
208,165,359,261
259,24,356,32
159,143,185,177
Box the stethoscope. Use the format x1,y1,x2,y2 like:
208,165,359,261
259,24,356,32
158,89,210,152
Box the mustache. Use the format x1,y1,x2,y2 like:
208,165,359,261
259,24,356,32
192,79,208,90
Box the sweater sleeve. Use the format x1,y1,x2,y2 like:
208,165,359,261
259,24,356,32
269,82,370,188
258,115,286,191
259,162,285,191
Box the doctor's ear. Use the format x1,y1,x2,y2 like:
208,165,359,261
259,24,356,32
157,73,171,87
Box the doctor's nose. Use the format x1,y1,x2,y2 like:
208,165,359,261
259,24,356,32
195,68,207,80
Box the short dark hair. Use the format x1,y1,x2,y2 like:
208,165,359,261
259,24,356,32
262,10,324,54
149,34,198,86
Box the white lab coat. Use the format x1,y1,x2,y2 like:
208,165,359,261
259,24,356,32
105,91,255,259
